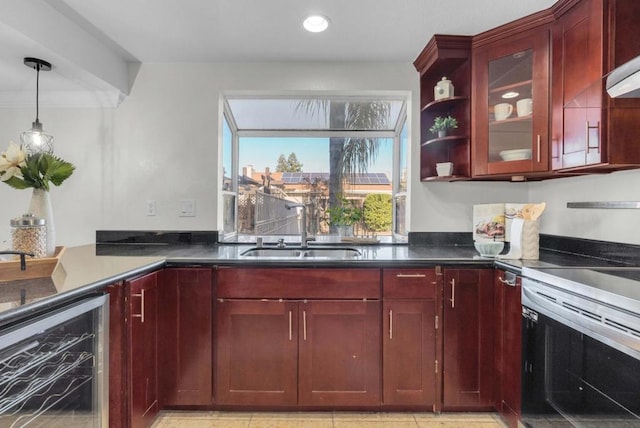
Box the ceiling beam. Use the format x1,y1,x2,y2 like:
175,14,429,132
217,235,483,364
1,0,134,98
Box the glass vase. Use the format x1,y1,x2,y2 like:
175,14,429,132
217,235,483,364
28,188,56,257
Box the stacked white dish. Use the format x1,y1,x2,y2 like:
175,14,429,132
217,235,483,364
499,149,532,161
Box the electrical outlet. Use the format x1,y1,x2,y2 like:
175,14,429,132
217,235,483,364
179,199,196,217
146,200,156,216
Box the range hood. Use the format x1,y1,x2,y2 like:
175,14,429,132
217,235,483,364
606,55,640,98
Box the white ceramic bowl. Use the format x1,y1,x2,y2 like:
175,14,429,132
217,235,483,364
474,240,504,257
499,149,532,161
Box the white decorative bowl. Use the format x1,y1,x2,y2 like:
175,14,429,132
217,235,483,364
474,240,505,257
499,149,532,161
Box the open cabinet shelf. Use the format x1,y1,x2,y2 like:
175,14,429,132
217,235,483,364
414,35,472,181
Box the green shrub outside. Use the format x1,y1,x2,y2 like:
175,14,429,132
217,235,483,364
363,193,392,232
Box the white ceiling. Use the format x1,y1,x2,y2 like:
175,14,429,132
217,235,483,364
0,0,557,107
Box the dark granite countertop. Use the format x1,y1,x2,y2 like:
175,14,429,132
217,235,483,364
0,245,164,326
1,240,632,327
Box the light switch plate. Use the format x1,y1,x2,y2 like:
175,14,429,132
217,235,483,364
179,199,196,217
146,200,156,216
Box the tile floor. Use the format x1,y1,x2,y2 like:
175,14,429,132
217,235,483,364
152,411,508,428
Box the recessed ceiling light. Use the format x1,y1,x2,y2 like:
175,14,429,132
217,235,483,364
502,91,519,99
303,15,330,33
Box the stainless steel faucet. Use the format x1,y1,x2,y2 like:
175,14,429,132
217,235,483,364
285,203,313,248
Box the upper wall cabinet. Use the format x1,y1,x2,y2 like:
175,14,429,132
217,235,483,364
414,0,640,182
414,35,472,181
550,0,640,172
472,27,551,178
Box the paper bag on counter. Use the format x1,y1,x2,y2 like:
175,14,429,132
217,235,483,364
522,219,539,260
498,218,539,260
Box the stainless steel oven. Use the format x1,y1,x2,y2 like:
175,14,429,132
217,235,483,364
0,294,108,427
521,267,640,427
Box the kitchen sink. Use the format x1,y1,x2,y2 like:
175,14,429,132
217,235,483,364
240,247,361,259
240,248,304,258
301,248,361,259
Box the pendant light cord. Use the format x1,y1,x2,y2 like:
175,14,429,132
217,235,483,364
35,63,40,123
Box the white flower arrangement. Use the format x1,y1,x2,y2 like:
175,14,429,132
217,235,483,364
0,142,74,191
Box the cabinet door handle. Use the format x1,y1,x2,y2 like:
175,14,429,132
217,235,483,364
450,278,455,309
396,273,426,278
585,121,600,150
132,289,145,323
288,310,292,341
498,276,517,287
303,310,307,341
389,309,393,340
536,134,541,163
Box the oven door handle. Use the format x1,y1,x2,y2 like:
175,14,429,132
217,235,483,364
498,276,517,286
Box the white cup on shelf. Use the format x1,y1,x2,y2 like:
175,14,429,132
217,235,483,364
494,103,513,121
516,98,533,117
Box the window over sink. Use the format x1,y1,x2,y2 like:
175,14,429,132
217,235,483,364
220,94,408,243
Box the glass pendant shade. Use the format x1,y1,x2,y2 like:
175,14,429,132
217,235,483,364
22,119,54,155
22,57,54,155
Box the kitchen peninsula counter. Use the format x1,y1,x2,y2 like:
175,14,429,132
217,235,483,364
0,245,164,326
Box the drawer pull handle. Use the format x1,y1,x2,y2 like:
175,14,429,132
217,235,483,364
389,309,393,340
288,310,292,341
396,274,426,278
450,278,455,309
303,310,307,341
132,290,145,323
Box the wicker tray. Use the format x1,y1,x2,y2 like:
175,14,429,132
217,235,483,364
340,237,380,244
0,246,66,282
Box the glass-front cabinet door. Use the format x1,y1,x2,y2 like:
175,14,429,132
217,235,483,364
472,29,550,177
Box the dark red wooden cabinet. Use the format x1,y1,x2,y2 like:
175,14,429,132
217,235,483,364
472,27,551,177
493,270,522,428
126,271,160,428
160,268,213,407
551,0,640,172
216,299,298,405
413,35,473,181
298,299,381,406
382,269,439,409
215,267,381,408
442,268,494,410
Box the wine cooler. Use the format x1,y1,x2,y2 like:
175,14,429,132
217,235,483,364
0,294,108,427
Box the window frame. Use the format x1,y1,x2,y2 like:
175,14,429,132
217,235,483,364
220,93,409,243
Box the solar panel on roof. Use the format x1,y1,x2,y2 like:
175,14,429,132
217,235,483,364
280,172,388,185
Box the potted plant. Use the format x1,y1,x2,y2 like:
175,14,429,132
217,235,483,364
327,197,363,238
429,115,458,138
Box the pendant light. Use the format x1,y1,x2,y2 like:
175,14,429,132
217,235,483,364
21,57,54,155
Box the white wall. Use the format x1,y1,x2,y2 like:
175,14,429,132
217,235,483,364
2,61,640,248
529,169,640,245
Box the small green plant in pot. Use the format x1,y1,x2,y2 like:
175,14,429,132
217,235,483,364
429,115,458,138
327,197,363,238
